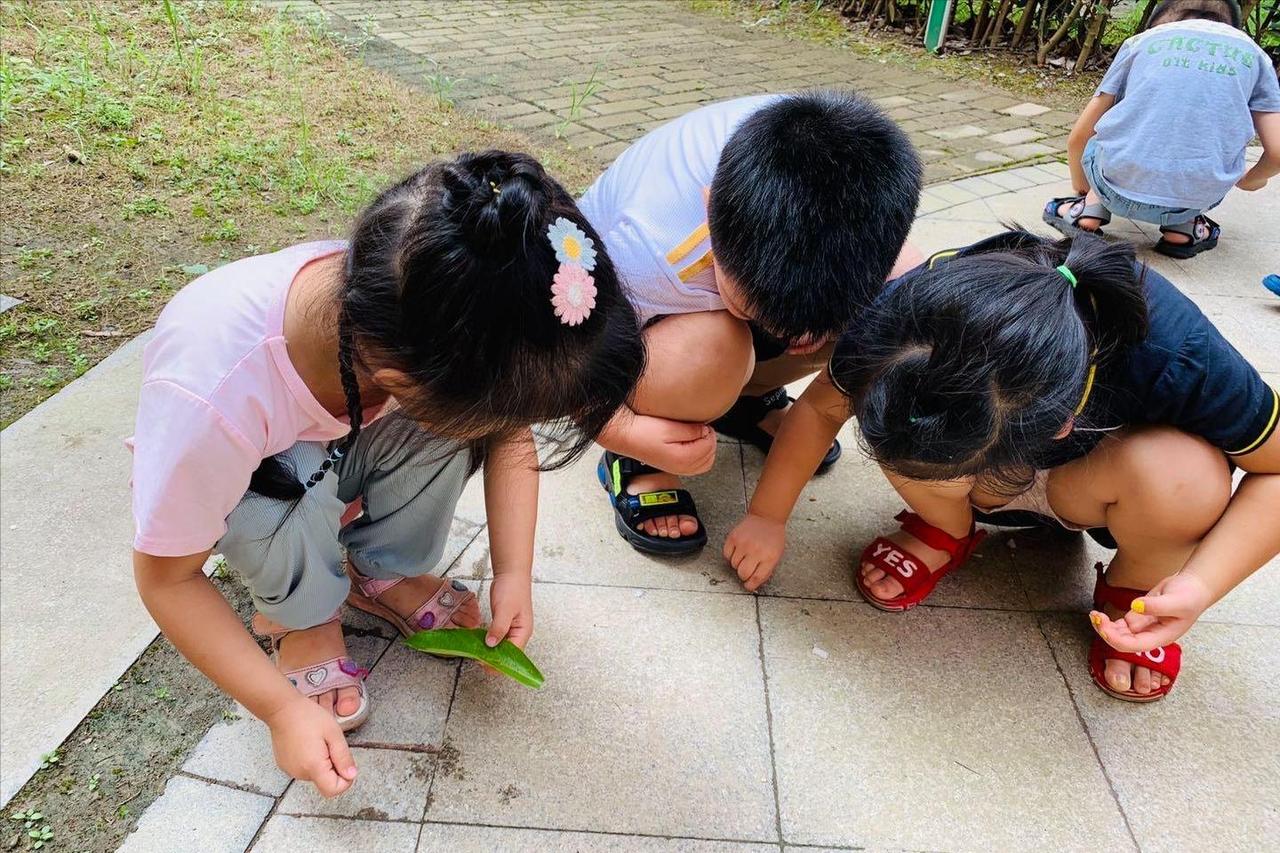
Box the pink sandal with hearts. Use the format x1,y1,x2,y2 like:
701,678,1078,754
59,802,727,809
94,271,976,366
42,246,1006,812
254,612,371,732
344,564,477,638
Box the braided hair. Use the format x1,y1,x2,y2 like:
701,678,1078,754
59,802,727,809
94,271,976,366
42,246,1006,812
247,150,644,500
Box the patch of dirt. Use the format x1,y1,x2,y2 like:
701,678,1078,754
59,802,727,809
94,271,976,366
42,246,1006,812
497,783,522,805
353,806,389,820
0,573,254,853
435,739,466,781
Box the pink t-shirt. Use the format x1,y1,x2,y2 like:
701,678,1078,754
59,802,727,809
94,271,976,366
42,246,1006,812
129,240,377,557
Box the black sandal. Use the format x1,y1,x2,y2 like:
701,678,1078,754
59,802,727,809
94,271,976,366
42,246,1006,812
597,451,707,556
1155,215,1220,259
711,387,841,474
1043,195,1112,238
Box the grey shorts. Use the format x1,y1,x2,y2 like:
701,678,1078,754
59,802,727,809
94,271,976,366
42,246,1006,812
216,413,471,629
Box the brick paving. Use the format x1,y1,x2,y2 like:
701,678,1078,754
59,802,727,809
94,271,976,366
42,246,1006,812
281,0,1076,182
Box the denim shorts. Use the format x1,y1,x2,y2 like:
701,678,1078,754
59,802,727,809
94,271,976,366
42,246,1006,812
1082,139,1211,227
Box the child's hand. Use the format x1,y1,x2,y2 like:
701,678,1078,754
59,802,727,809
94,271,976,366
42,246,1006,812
629,415,717,476
487,572,533,649
1089,571,1214,653
266,698,358,798
1236,174,1268,192
723,513,786,591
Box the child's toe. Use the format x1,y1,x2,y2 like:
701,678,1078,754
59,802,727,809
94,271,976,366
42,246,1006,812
678,515,699,536
335,686,361,717
1105,659,1131,692
1133,665,1153,695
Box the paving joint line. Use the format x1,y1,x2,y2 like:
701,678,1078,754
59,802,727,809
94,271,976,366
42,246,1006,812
1032,613,1142,853
753,595,787,849
420,815,780,846
174,769,278,800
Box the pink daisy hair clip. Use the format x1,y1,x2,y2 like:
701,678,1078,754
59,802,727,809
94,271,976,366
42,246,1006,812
546,217,598,326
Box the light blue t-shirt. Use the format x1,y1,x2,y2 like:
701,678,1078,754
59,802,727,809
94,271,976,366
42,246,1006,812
1092,19,1280,210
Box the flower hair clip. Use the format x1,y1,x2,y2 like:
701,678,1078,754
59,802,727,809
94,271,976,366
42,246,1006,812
547,216,598,326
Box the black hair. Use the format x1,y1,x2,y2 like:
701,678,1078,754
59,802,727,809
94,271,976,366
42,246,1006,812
1148,0,1241,28
833,231,1148,494
707,88,922,342
249,150,644,500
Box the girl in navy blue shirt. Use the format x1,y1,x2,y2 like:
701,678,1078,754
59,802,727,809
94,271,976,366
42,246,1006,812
724,230,1278,703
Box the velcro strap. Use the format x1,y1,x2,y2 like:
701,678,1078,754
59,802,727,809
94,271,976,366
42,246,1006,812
894,511,984,561
406,578,474,631
861,536,934,596
1091,637,1182,682
610,452,660,479
282,656,368,698
620,489,698,524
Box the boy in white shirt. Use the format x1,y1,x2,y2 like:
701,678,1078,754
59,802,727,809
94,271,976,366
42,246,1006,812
581,90,923,553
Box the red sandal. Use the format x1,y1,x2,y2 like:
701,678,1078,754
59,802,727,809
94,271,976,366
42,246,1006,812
1088,565,1181,703
856,510,986,611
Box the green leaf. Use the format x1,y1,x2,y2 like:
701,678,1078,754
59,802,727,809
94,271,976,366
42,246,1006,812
404,628,543,689
180,263,210,276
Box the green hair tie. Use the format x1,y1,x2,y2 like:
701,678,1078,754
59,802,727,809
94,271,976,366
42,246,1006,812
1056,264,1078,288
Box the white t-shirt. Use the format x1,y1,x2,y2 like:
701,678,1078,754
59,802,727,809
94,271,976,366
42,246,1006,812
578,95,779,324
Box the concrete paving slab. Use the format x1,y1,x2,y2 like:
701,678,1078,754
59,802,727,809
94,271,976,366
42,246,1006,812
0,332,155,805
116,775,272,853
346,642,456,750
761,598,1134,850
416,823,777,851
252,814,421,852
0,294,21,313
277,746,434,820
182,707,294,797
1041,616,1280,851
427,583,776,840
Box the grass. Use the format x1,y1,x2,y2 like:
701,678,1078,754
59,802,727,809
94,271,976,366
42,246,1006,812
0,0,593,427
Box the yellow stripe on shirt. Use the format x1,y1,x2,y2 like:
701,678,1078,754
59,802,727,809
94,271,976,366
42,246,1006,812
665,223,710,265
677,250,715,282
1228,385,1280,456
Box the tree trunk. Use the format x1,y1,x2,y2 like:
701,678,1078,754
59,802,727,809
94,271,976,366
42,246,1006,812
1076,0,1114,70
972,0,993,43
1037,0,1087,65
1136,0,1159,31
985,0,1015,46
1012,0,1041,49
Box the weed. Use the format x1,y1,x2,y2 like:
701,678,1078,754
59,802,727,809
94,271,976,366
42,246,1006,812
203,219,239,242
37,367,61,388
38,750,60,771
15,247,52,269
151,687,172,702
555,66,602,139
30,343,51,363
424,61,457,109
121,196,169,219
211,555,229,579
87,774,101,793
221,709,242,723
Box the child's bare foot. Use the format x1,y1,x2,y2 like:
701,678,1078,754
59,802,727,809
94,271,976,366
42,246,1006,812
276,620,364,718
370,573,482,629
857,529,951,601
627,472,700,539
1097,603,1172,696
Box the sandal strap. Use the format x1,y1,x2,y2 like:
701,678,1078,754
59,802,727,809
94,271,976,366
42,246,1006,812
894,510,985,562
1091,563,1148,612
1089,635,1182,682
404,578,475,631
617,488,701,526
601,451,660,497
1161,214,1219,241
861,535,937,597
255,611,342,654
350,572,405,601
281,655,368,699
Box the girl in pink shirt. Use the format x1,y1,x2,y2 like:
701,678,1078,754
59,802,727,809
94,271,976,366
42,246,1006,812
130,151,642,798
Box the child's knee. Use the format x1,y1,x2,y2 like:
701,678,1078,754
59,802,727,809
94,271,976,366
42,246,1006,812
635,311,755,421
1115,427,1230,538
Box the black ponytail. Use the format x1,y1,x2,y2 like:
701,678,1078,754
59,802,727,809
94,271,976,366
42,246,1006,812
837,229,1145,490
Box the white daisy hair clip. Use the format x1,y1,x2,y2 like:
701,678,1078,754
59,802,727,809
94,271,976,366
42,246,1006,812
546,216,598,326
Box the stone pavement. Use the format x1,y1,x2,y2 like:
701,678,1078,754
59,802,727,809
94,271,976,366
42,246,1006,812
113,163,1279,851
280,0,1075,182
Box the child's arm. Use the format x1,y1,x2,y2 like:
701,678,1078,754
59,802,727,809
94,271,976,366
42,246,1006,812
1093,429,1280,652
482,428,539,649
1237,112,1280,191
133,551,357,797
723,371,849,590
597,407,718,476
1066,94,1116,194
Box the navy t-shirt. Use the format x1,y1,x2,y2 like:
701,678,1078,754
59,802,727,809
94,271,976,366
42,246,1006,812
833,232,1278,467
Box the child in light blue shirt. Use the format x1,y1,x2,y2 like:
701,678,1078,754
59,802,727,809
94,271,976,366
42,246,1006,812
1044,0,1280,258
